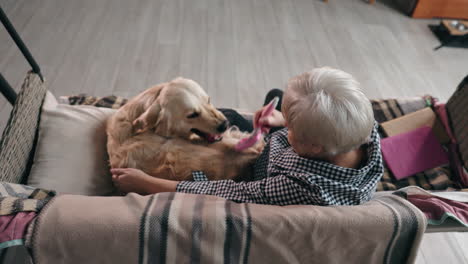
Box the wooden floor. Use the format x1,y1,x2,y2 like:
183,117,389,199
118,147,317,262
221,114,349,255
1,0,467,262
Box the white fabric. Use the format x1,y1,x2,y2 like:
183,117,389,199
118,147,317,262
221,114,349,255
27,92,116,195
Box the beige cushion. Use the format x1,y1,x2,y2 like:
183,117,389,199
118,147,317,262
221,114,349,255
27,92,116,195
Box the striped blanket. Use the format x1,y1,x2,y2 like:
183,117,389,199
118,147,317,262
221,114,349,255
393,186,468,232
31,192,426,264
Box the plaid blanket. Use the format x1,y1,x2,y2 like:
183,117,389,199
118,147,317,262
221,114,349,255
63,95,458,192
371,97,456,191
0,182,55,216
31,192,426,264
0,182,55,255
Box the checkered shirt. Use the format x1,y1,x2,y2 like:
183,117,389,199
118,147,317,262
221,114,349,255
176,124,383,206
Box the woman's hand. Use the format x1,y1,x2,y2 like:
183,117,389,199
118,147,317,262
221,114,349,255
111,168,179,195
254,107,286,132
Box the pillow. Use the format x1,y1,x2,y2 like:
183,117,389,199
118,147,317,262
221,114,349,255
27,92,116,195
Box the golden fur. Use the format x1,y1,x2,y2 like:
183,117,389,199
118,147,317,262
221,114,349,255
106,77,264,181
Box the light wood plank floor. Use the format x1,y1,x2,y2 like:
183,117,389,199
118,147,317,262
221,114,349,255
1,0,467,263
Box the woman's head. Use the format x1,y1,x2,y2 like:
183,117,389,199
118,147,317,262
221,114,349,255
282,67,374,157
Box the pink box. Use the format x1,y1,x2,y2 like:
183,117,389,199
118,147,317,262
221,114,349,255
381,126,450,180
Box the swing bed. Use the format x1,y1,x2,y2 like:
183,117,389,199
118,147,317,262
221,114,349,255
1,5,468,264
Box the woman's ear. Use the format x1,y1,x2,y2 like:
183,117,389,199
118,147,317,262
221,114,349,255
308,144,323,155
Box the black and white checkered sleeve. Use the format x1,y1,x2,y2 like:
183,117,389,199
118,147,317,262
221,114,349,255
176,173,320,205
192,171,209,181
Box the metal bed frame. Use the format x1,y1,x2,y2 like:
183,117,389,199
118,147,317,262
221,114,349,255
0,5,43,105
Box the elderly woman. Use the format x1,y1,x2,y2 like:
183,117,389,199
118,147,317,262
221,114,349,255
112,67,384,206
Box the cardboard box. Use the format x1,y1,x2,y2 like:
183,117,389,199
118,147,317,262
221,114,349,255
381,107,450,145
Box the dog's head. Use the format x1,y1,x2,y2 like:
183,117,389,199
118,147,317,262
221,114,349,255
134,77,228,142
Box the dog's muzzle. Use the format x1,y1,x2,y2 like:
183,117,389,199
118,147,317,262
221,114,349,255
190,128,223,143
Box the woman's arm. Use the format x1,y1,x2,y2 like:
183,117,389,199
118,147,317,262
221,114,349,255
112,168,319,206
111,168,179,195
176,172,319,205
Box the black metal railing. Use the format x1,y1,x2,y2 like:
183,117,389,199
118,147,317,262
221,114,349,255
0,5,44,105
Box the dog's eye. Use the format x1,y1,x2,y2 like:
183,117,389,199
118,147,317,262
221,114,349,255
187,112,200,119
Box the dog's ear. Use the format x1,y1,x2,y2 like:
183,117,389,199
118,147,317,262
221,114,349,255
132,84,166,133
133,102,162,133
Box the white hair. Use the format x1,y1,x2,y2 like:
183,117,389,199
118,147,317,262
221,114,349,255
282,67,374,156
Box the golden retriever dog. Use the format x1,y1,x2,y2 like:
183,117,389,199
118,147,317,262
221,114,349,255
106,77,264,181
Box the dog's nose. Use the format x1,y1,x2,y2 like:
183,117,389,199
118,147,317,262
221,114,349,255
217,120,228,133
